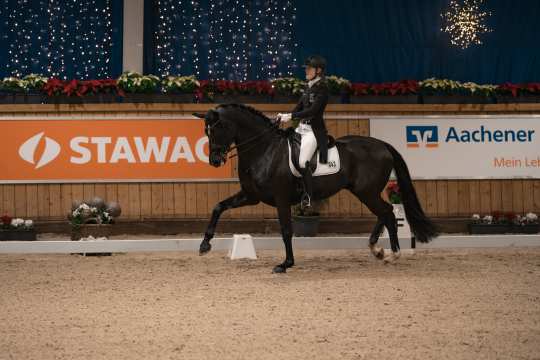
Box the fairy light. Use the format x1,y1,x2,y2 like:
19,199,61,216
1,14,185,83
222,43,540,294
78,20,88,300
1,0,114,79
441,0,492,49
155,0,202,77
252,0,297,79
207,0,250,80
155,0,297,80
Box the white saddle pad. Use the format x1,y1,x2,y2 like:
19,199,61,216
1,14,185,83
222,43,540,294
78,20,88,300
287,141,341,177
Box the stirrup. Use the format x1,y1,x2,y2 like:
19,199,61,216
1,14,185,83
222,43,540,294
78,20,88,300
301,193,311,209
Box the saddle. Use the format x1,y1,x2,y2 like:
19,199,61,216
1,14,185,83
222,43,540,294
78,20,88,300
288,132,340,177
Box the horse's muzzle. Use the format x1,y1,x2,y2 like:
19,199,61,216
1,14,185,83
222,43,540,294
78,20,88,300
209,152,226,167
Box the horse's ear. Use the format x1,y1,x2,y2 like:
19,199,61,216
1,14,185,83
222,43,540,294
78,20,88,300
192,112,206,119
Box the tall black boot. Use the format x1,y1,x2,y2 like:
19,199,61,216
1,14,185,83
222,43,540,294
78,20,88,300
299,162,313,208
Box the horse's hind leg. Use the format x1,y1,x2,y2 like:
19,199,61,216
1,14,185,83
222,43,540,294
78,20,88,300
368,218,385,260
352,192,401,263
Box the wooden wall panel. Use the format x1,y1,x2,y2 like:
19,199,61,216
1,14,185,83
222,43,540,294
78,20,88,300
1,111,538,222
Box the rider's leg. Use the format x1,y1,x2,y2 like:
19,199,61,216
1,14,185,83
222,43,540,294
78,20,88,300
299,130,317,208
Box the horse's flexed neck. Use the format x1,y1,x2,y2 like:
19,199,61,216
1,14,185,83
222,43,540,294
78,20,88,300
217,104,281,159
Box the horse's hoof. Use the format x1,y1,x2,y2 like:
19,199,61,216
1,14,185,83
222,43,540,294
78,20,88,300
272,265,287,274
199,241,212,256
383,251,401,264
370,245,385,260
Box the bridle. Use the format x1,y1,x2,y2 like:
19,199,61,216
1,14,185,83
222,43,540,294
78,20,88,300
207,117,280,160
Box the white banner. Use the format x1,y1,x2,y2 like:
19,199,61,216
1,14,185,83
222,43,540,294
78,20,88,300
370,115,540,179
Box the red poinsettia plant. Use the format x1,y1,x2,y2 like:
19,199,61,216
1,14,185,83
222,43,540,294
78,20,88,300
43,78,124,97
1,213,12,229
386,181,401,204
351,80,418,96
497,82,540,97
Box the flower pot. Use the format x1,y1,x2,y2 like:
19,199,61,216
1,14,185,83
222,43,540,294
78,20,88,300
46,95,84,104
120,93,157,103
328,94,351,104
495,95,540,103
81,94,120,103
151,93,196,103
0,229,37,241
292,215,320,237
421,95,495,104
511,224,539,234
13,92,44,104
0,92,13,104
0,92,44,104
71,224,113,241
271,94,301,103
349,95,419,104
468,223,512,234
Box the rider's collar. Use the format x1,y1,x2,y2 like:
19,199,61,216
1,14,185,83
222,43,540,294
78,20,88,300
308,76,321,88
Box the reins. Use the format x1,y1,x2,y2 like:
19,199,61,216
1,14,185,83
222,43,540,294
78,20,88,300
227,122,279,159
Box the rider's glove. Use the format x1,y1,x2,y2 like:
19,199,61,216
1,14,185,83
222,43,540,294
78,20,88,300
277,113,292,123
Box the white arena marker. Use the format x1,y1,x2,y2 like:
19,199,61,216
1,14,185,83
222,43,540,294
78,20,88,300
229,234,257,260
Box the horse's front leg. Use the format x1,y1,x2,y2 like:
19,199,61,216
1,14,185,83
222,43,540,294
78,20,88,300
272,200,294,273
199,190,259,255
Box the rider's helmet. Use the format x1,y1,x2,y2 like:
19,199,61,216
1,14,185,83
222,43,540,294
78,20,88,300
303,55,326,74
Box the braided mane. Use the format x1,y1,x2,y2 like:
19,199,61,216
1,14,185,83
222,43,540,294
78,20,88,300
216,103,275,127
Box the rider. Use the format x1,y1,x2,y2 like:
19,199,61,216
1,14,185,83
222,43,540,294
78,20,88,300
277,55,329,208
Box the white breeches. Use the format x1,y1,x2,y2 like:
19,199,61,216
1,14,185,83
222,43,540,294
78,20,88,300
295,123,317,168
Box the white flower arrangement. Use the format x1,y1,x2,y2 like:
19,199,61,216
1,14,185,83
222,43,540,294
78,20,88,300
70,203,114,227
270,77,305,96
514,212,539,226
7,218,34,230
117,71,160,93
420,78,496,96
1,74,48,92
162,75,200,93
326,75,352,95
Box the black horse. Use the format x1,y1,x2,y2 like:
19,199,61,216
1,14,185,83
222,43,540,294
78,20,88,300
193,104,438,273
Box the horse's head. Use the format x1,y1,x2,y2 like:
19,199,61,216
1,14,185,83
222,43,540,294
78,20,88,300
193,109,236,167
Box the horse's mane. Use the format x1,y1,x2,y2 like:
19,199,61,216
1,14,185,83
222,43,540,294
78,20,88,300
216,103,292,138
217,103,275,127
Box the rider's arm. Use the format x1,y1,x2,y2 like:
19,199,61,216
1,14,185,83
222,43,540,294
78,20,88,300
291,90,328,119
291,98,304,114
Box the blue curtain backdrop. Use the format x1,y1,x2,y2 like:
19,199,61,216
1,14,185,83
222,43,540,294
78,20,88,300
295,0,540,83
144,0,540,83
0,0,123,79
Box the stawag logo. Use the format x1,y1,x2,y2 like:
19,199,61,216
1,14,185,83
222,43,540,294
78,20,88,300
406,125,439,148
18,132,61,169
18,133,210,168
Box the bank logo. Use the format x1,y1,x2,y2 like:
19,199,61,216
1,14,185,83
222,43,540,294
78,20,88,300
406,125,439,148
18,132,61,169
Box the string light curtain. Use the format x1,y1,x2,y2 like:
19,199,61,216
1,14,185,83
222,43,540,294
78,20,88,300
0,0,123,79
146,0,298,80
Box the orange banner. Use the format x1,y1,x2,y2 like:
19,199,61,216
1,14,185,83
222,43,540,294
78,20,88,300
1,118,232,182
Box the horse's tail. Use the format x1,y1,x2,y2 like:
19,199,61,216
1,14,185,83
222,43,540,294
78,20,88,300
385,143,439,243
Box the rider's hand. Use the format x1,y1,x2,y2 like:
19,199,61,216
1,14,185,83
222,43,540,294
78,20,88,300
279,113,292,123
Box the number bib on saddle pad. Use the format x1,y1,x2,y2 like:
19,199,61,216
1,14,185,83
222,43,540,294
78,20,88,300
287,133,341,177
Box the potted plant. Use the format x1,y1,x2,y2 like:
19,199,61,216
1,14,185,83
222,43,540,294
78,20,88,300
469,211,514,234
270,77,304,103
326,75,352,103
0,214,36,241
159,75,199,103
512,212,539,234
291,202,321,237
495,82,540,103
234,81,274,103
419,78,495,104
69,198,121,241
117,72,160,103
350,80,419,104
43,78,84,104
0,74,47,104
